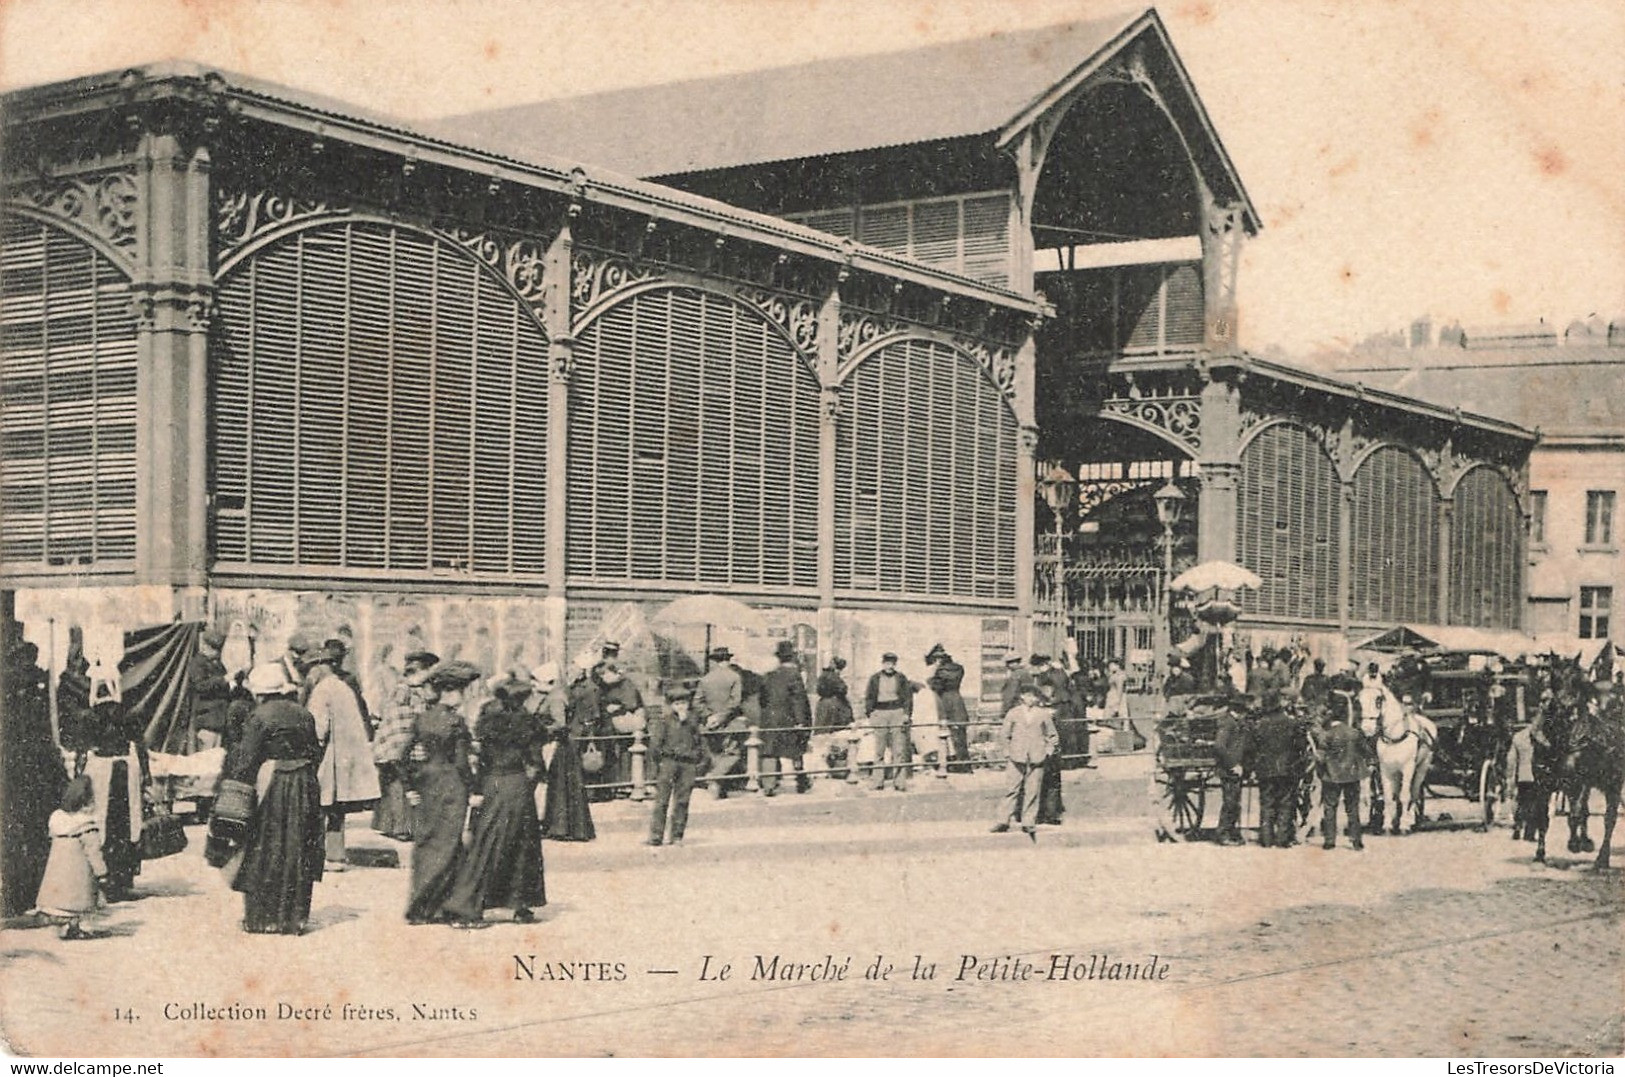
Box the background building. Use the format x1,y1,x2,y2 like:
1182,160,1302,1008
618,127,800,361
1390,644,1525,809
1333,318,1625,647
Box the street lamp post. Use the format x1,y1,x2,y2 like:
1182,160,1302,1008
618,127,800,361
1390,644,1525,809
1038,464,1075,658
1153,480,1186,702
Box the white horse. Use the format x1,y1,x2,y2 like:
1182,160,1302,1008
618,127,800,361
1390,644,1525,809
1368,688,1430,834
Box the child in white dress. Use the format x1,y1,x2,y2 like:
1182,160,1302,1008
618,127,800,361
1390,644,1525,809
32,776,107,940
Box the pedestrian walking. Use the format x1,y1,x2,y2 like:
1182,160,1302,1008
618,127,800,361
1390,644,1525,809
440,675,547,927
76,672,147,902
222,663,326,935
404,661,480,925
990,683,1056,841
594,663,643,802
864,653,914,791
31,776,107,940
645,682,709,846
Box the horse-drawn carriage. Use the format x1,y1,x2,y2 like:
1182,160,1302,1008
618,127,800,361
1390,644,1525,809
1385,652,1528,830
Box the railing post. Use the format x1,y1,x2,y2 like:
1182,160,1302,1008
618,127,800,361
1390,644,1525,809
936,722,950,779
745,725,762,793
846,726,863,784
628,729,648,802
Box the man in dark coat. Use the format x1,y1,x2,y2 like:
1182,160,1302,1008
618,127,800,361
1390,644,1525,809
1213,701,1250,846
999,655,1030,718
1313,707,1368,850
1299,658,1331,716
191,628,233,750
759,641,812,795
864,653,914,791
1033,655,1081,769
1248,694,1305,848
1,634,68,917
925,644,972,774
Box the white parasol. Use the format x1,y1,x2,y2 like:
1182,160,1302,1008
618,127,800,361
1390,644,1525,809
649,594,769,660
1169,560,1264,593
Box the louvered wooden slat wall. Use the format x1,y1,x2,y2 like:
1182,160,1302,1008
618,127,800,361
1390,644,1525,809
835,339,1016,601
0,217,138,565
790,192,1012,288
1449,468,1521,628
212,221,549,575
1351,447,1438,623
1236,425,1340,621
567,287,820,589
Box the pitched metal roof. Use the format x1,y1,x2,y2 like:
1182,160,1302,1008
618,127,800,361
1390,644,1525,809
2,62,1041,312
434,10,1153,177
1334,346,1625,437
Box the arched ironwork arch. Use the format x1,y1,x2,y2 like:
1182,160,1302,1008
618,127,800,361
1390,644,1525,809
574,277,821,382
216,212,551,342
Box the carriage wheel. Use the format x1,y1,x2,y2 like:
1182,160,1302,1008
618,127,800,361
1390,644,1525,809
1478,758,1502,830
1160,768,1206,838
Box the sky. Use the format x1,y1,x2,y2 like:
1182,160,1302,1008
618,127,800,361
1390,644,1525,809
2,0,1621,358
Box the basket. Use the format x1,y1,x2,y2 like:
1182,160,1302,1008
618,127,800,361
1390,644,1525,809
580,744,605,774
139,806,189,860
213,778,257,827
610,710,645,734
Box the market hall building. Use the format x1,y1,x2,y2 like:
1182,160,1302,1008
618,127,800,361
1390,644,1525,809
1,8,1533,706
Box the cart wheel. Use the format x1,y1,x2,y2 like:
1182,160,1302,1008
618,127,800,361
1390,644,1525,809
1160,768,1206,837
1478,758,1501,830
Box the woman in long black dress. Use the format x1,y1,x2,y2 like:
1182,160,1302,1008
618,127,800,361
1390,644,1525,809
440,676,547,926
78,676,148,901
403,661,480,925
540,664,596,842
225,663,325,934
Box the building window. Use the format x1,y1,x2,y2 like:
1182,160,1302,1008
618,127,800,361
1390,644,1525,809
1529,490,1547,545
1585,490,1615,546
1579,586,1612,639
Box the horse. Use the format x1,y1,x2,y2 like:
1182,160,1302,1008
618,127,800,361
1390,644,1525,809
1528,659,1624,869
1370,688,1430,834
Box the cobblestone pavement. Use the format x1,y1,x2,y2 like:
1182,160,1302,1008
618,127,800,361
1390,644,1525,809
2,756,1619,1057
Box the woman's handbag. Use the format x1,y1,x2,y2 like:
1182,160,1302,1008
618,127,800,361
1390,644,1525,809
580,742,605,774
140,804,189,860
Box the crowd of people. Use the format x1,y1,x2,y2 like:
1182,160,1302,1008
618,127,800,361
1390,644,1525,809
16,612,1608,939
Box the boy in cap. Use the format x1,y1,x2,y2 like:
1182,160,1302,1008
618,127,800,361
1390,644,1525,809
646,682,708,846
992,682,1057,841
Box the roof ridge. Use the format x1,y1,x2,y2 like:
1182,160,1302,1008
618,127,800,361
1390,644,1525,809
434,9,1148,123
